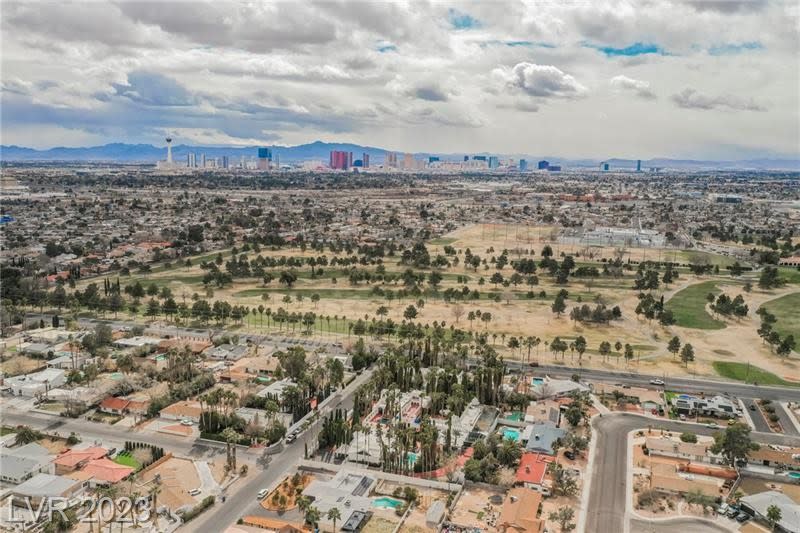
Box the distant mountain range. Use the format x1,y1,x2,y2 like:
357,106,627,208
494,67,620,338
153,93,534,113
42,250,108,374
1,141,798,170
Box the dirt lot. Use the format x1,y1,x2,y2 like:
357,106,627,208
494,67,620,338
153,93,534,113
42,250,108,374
138,456,200,510
449,485,506,531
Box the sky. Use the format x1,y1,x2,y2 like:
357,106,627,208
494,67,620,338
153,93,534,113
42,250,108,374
1,0,799,160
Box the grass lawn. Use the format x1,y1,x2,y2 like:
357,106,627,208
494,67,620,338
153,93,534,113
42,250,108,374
114,453,141,469
428,237,457,246
778,267,800,285
0,426,16,436
667,280,726,330
712,361,799,387
676,250,738,268
759,292,800,340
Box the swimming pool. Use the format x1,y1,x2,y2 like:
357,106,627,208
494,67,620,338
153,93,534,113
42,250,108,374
532,377,544,386
372,497,404,509
788,471,800,479
501,427,521,441
406,452,418,465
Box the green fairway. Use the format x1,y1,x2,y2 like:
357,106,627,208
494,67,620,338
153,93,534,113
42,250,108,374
428,237,457,245
712,361,799,387
667,280,726,330
759,292,800,340
234,288,379,300
675,250,738,268
778,267,800,285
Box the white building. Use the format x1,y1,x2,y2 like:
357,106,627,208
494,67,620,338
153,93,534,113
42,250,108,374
3,368,66,397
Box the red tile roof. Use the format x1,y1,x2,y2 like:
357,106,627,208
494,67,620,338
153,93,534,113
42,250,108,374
99,397,130,412
82,458,134,484
516,453,555,485
54,447,108,468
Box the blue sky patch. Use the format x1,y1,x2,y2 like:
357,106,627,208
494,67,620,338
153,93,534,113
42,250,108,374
448,8,481,30
376,44,397,53
708,41,763,55
585,42,665,56
480,40,556,49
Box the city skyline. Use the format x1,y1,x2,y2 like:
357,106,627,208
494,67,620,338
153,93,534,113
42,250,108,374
2,1,799,159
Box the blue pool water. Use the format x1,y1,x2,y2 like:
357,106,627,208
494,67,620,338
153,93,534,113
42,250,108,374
372,497,404,509
502,428,521,441
788,472,800,479
407,452,418,465
532,377,544,385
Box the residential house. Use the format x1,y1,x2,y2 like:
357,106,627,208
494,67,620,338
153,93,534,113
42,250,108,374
3,368,66,397
256,378,297,403
11,473,87,507
530,376,589,399
204,344,250,361
0,443,54,484
525,399,563,425
74,458,134,485
648,462,725,498
740,491,800,533
498,487,544,533
747,446,800,470
159,400,202,422
515,453,555,494
53,447,108,475
20,343,53,358
645,436,713,463
98,397,131,415
112,336,162,349
521,423,566,455
671,394,740,419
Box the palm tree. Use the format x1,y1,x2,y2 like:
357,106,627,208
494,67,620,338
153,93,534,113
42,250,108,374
327,507,341,531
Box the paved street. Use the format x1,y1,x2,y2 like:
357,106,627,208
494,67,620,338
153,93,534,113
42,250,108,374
631,516,732,533
504,361,800,403
186,368,373,531
585,412,800,533
1,363,373,532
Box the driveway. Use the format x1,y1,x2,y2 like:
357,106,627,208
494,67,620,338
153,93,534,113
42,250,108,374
741,399,771,433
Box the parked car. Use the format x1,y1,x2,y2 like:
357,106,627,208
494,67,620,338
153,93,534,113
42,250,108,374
749,404,756,411
285,434,296,444
679,414,687,421
649,379,665,386
564,450,576,460
735,512,750,523
529,362,539,367
189,488,201,496
181,419,193,426
706,423,720,429
718,503,729,515
726,506,740,519
257,489,268,500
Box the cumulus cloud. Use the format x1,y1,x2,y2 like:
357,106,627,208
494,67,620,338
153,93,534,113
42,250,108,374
493,62,587,99
112,71,195,107
0,1,796,157
671,88,766,111
610,75,657,99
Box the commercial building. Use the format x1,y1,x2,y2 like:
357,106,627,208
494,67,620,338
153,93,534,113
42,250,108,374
537,160,549,170
258,147,272,170
519,159,528,171
488,156,500,169
385,152,397,168
362,153,370,168
329,150,352,170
